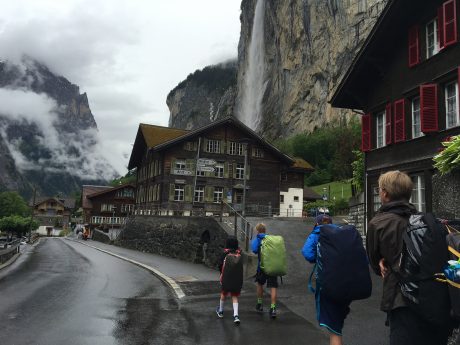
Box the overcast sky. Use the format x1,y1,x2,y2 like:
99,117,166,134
0,0,241,175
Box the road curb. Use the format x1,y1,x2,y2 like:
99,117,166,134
64,238,186,299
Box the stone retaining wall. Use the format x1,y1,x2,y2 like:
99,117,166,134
432,170,460,220
114,216,229,269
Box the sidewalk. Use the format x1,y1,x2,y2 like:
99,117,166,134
66,237,218,298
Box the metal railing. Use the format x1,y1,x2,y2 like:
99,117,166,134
0,239,20,265
220,201,253,251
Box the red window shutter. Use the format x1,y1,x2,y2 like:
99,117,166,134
438,6,445,49
385,103,392,145
361,114,371,152
420,84,439,132
444,0,458,47
393,99,406,142
408,26,420,67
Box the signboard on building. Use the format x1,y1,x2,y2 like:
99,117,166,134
197,166,215,172
173,169,193,176
197,158,216,166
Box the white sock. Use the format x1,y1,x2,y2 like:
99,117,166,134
233,302,239,316
219,299,224,312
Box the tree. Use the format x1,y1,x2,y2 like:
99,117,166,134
351,150,364,194
0,192,31,218
0,215,38,237
110,169,137,186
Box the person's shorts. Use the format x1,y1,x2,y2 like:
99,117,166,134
316,293,350,336
254,271,278,288
221,290,240,297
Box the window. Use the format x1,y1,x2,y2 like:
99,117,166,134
101,204,115,212
236,163,245,179
175,160,186,170
412,97,423,138
411,174,426,213
194,186,204,203
426,19,439,58
121,204,134,213
214,163,224,178
214,187,223,203
253,148,264,158
373,186,381,212
206,140,220,153
174,184,184,201
376,111,386,148
445,81,459,128
184,141,196,151
196,169,205,177
229,142,244,155
116,188,134,198
280,195,284,203
294,196,299,202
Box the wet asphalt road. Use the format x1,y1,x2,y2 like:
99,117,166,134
0,237,327,345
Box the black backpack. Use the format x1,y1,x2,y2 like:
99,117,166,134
220,251,243,293
399,213,451,325
309,224,372,302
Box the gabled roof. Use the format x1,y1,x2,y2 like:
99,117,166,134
144,117,295,165
303,187,322,201
81,185,112,209
31,197,76,209
331,0,409,109
128,124,188,169
86,183,135,199
291,157,314,171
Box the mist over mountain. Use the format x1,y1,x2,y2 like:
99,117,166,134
0,57,118,199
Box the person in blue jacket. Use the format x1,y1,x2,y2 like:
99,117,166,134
251,223,278,318
302,214,350,345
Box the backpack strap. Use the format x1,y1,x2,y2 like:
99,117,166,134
308,263,317,294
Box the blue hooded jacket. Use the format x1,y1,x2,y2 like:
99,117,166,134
251,233,267,272
301,225,321,263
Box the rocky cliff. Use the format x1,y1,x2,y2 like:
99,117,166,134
0,58,116,198
167,62,237,129
168,0,388,138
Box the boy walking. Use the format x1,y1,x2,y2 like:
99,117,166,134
251,223,278,318
302,215,350,345
367,170,452,345
216,236,243,324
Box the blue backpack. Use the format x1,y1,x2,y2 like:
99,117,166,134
309,224,372,302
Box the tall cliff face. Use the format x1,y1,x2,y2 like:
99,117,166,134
167,62,237,129
236,0,388,137
0,58,116,198
167,0,387,137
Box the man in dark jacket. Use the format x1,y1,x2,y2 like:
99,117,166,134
367,170,450,345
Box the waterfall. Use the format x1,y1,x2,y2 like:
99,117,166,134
237,0,266,131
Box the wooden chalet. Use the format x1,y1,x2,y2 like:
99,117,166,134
331,0,460,222
128,117,313,216
81,184,135,229
31,197,75,228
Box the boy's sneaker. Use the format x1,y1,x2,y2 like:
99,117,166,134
255,303,263,313
233,315,240,324
216,307,223,318
269,307,277,318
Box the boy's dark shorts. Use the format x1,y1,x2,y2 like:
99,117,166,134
316,293,350,336
255,271,278,288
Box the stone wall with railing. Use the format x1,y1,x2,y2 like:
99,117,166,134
114,215,229,269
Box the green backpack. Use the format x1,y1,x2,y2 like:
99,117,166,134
260,235,287,276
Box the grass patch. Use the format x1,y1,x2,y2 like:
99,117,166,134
311,181,352,201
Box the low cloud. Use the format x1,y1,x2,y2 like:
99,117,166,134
0,86,117,181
